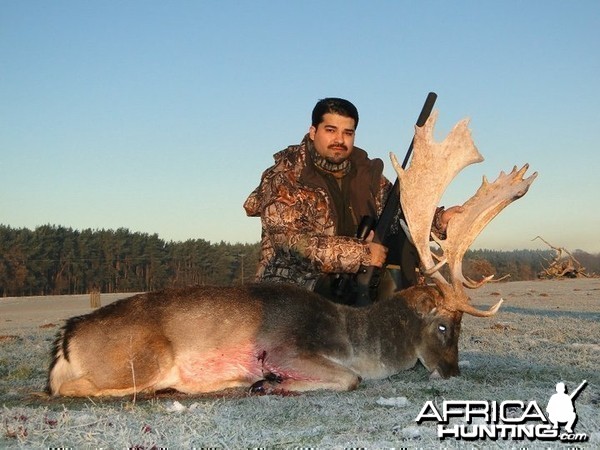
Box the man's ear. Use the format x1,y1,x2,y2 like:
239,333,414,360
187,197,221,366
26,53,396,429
309,125,317,140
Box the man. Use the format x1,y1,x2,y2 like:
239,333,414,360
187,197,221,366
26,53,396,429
546,382,578,433
244,98,455,303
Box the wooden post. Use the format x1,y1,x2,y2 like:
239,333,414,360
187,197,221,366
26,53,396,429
90,289,101,308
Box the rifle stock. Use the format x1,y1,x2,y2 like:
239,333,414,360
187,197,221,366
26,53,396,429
353,92,437,306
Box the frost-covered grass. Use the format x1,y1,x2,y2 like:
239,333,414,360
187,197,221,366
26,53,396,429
1,279,599,448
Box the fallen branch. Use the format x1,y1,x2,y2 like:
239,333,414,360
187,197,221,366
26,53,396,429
533,236,590,279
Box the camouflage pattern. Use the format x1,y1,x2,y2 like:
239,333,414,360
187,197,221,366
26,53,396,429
244,134,392,290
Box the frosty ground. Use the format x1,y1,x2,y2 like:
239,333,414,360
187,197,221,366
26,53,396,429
1,279,599,448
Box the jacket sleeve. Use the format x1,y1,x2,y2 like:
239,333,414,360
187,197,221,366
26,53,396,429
260,190,373,274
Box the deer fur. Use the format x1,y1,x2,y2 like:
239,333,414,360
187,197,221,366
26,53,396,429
49,283,460,396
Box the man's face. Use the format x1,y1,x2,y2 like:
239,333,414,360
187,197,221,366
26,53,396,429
309,113,356,164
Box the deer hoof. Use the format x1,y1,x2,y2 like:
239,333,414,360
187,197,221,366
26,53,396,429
249,380,269,395
249,373,282,395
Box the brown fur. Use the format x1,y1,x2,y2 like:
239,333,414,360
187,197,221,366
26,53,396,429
48,283,462,397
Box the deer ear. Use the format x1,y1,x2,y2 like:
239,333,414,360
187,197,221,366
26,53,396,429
411,291,437,318
423,307,438,320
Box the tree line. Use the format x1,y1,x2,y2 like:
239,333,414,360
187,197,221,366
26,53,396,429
0,225,260,296
1,224,598,297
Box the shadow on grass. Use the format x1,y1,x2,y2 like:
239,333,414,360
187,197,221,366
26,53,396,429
460,350,593,386
499,305,600,321
12,386,253,411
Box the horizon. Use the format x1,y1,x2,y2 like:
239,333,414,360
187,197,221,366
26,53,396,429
2,2,599,252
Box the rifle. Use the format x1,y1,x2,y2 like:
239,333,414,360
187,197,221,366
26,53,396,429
569,380,588,400
353,92,438,306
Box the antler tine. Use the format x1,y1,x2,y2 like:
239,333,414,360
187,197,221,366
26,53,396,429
432,278,504,317
441,164,538,290
390,110,483,286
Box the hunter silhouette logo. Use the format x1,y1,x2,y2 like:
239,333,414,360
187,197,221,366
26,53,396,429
415,380,589,442
546,380,587,434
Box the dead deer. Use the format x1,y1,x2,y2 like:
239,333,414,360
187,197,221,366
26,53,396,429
48,111,537,397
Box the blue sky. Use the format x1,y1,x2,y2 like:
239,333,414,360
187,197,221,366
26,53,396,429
2,1,599,252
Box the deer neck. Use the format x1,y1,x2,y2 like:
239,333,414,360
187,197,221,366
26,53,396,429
341,294,426,377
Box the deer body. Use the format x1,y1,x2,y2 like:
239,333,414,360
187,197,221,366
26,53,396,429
48,283,459,397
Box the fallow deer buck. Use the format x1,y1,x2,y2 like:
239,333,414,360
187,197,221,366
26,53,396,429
48,111,537,397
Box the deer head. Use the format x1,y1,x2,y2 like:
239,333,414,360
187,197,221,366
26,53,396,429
391,110,537,316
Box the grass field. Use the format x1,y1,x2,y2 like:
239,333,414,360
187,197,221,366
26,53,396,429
1,279,599,448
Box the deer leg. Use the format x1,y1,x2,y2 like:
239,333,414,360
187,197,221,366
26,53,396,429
56,377,148,397
55,376,101,397
53,333,176,397
250,354,361,394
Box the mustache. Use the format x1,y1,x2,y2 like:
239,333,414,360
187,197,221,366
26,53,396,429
328,144,348,151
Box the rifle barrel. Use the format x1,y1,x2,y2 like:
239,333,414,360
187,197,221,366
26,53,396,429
353,92,437,306
569,379,588,400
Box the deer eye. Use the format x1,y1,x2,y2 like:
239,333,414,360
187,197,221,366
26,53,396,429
438,324,447,334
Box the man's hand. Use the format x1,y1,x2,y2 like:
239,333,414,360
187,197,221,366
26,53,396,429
365,230,388,267
439,205,464,233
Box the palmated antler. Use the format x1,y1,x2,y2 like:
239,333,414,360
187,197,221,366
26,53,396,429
391,110,483,285
391,111,537,316
442,165,538,288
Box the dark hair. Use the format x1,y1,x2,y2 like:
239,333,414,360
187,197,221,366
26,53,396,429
311,98,359,129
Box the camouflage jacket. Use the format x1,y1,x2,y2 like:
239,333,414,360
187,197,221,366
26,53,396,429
244,134,393,290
